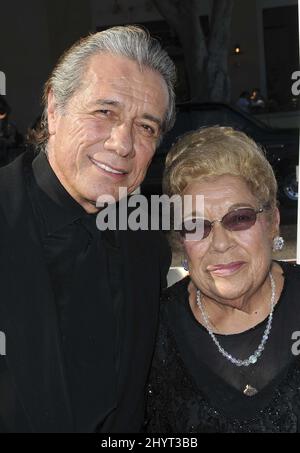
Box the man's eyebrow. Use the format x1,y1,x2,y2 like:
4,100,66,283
141,113,163,129
94,98,121,107
93,99,163,129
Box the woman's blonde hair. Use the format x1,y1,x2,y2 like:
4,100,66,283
163,126,278,251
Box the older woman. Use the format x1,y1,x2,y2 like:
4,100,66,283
146,126,300,433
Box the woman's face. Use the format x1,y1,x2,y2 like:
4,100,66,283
182,175,279,307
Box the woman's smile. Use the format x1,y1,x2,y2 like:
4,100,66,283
206,261,246,277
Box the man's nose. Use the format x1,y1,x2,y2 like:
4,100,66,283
104,123,134,158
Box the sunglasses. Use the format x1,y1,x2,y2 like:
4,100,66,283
181,207,264,241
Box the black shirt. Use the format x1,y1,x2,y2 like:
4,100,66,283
147,261,300,433
31,151,123,432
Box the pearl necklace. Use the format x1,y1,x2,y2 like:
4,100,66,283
196,272,276,367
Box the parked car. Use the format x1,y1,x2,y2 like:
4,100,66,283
141,102,299,207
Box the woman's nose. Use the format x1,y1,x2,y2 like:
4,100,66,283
210,221,234,252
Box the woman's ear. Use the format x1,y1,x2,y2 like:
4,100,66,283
272,207,281,237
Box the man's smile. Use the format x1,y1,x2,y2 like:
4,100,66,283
89,156,129,177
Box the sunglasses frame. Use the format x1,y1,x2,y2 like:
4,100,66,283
181,207,264,241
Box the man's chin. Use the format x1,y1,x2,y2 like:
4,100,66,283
90,186,128,208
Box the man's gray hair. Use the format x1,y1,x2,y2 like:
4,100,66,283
29,25,176,151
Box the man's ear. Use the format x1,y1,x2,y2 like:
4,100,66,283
47,89,58,135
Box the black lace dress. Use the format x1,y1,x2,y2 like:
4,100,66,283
146,261,300,433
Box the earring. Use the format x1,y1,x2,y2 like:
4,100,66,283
182,258,189,271
273,236,284,251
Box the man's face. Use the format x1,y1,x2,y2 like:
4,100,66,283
47,53,169,212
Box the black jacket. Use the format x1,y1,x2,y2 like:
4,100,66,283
0,150,171,432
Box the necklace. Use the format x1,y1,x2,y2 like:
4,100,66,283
196,272,276,367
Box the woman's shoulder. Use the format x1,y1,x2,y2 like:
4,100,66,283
157,276,190,343
276,261,300,316
278,260,300,283
157,276,192,350
161,275,190,305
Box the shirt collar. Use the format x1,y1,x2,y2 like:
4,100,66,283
32,151,88,235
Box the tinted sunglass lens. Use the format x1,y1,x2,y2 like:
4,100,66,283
223,209,257,231
203,220,212,238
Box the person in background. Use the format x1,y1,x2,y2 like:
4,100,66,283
250,88,266,112
146,126,300,433
235,91,250,113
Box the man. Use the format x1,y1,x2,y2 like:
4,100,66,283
0,26,176,433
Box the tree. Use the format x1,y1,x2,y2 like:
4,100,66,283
152,0,234,102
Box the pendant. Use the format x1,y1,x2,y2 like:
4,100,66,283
243,384,258,397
